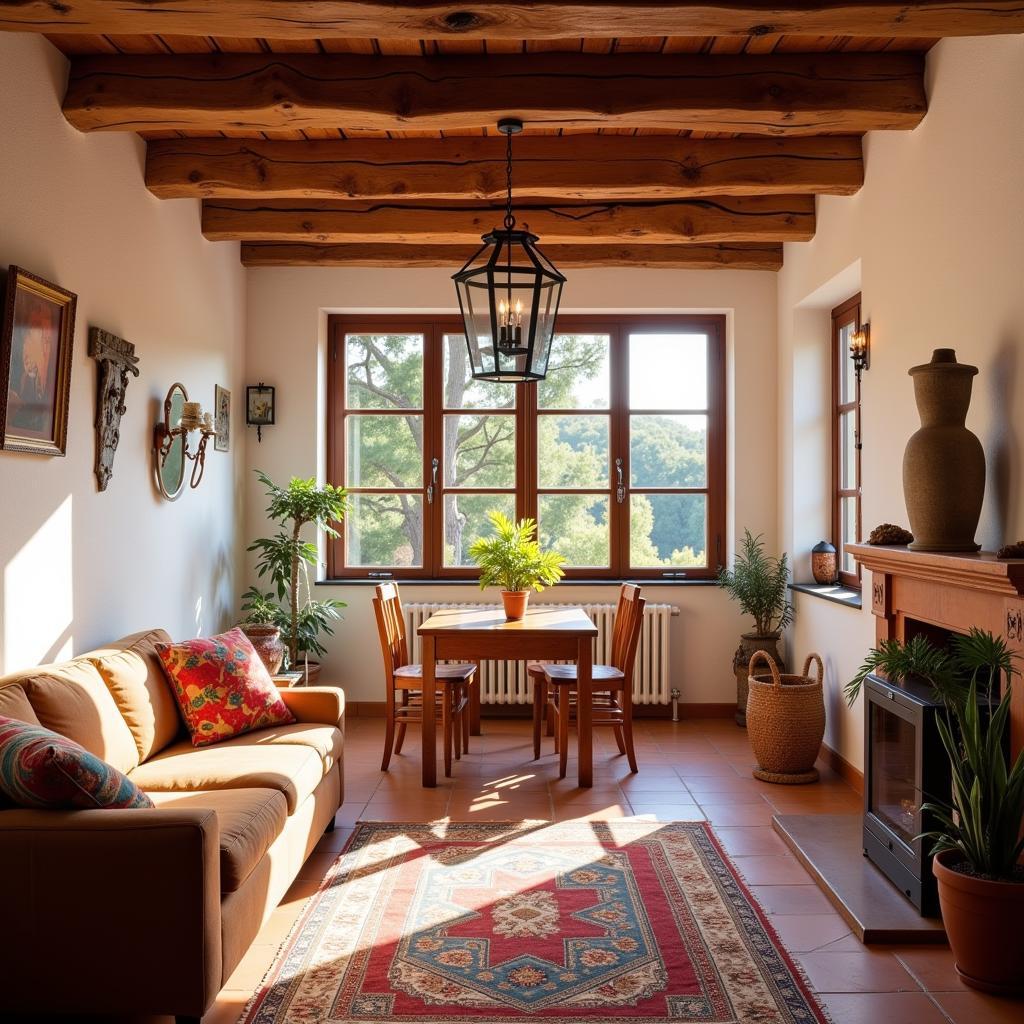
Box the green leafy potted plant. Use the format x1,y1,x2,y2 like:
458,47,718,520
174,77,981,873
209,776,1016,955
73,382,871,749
469,510,566,620
242,471,350,684
717,529,794,726
845,629,1024,994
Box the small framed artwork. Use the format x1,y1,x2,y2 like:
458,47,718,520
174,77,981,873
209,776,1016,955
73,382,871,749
0,266,78,456
214,384,230,452
246,383,275,442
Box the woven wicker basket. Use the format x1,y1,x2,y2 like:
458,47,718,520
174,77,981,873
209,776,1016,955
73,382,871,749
746,650,826,784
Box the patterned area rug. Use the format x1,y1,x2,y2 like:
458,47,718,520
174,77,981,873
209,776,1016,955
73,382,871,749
243,821,828,1023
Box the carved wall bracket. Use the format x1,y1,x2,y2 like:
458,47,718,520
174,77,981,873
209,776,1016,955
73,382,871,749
88,327,140,491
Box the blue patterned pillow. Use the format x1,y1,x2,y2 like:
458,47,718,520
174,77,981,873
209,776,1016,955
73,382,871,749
0,715,153,810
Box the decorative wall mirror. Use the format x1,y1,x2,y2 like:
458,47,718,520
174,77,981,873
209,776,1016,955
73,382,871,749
154,382,217,500
154,383,188,500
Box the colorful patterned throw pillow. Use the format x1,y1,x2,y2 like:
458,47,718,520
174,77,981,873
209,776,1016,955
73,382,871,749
0,715,153,809
157,628,295,747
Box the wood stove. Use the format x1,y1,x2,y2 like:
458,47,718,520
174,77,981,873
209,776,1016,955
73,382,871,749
863,672,945,916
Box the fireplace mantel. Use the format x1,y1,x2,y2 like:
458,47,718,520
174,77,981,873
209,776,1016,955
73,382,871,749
848,542,1024,753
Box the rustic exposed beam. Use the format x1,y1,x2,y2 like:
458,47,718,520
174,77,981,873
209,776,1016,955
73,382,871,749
146,135,863,201
64,53,925,136
240,242,784,270
201,196,815,244
5,2,1024,40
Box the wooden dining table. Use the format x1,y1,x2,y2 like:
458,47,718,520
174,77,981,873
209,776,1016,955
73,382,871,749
417,605,599,788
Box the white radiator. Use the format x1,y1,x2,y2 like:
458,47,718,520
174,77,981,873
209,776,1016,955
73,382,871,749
405,602,675,705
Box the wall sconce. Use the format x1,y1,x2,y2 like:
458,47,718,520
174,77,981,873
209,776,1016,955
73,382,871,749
246,382,275,443
153,383,217,500
850,322,871,381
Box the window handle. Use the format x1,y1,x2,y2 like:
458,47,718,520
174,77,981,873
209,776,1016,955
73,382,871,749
427,457,439,504
615,457,625,504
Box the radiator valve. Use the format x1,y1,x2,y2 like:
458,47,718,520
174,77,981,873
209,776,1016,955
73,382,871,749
671,688,681,722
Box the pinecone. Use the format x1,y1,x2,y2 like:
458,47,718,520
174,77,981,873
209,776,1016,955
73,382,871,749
868,523,914,545
997,541,1024,559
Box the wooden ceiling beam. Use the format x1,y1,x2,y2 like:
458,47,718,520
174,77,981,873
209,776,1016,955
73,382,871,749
240,242,784,270
146,135,863,200
201,196,815,244
5,2,1024,40
63,52,925,135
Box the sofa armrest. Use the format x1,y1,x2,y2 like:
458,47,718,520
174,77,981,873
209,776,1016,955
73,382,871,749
279,685,345,728
0,807,221,1018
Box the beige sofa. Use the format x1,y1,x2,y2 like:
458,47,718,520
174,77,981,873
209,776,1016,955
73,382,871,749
0,628,344,1023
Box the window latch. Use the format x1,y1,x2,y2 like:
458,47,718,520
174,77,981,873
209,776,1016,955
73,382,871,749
427,457,439,504
368,571,394,578
615,457,625,504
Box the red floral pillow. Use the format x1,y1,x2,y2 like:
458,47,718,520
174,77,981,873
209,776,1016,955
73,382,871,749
157,628,294,747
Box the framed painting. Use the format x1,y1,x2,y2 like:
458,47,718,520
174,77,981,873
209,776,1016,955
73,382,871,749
215,384,230,452
0,266,77,456
246,383,275,427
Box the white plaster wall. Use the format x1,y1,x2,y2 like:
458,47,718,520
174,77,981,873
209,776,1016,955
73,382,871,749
777,35,1024,771
244,266,779,704
0,34,247,671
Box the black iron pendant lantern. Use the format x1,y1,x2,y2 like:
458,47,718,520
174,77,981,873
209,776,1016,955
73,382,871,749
453,119,566,383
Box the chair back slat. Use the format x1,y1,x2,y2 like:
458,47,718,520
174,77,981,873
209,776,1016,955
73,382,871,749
610,584,646,683
373,582,409,676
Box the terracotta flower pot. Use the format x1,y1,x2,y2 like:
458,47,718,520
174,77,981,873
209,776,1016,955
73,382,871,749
295,660,322,687
732,633,785,727
933,849,1024,995
501,590,530,621
903,349,985,552
240,624,285,674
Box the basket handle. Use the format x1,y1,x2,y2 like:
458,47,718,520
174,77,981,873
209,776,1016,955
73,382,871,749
802,653,824,685
748,649,782,688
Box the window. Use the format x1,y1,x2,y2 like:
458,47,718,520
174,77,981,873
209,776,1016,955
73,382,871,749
328,315,725,580
831,294,862,589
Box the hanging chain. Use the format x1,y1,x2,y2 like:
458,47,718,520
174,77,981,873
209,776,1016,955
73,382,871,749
503,128,516,231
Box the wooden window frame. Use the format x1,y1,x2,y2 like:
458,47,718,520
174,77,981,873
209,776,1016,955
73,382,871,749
327,313,726,581
831,294,862,590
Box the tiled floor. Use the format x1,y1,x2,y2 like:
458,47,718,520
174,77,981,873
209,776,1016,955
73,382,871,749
32,717,1023,1023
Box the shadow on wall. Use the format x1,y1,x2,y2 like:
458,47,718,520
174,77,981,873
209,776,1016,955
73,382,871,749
986,336,1019,546
1,493,75,673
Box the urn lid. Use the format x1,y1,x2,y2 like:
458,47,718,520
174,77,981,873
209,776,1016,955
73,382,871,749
908,348,978,378
812,541,836,554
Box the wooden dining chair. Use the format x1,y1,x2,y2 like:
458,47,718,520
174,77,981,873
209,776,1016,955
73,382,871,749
372,583,475,777
534,584,646,778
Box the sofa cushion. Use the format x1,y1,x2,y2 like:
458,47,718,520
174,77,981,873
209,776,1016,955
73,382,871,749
84,629,182,762
229,722,343,773
24,661,140,775
148,788,288,893
0,684,39,725
156,629,295,747
130,735,324,814
0,716,153,810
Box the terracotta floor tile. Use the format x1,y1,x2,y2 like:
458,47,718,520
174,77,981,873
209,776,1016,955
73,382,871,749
893,946,967,992
730,854,815,885
203,990,251,1024
748,883,837,915
714,826,791,856
932,990,1024,1024
768,913,853,952
699,801,778,826
223,942,280,991
820,993,950,1024
796,949,921,993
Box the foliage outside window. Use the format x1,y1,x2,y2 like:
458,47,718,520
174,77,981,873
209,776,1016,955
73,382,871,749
327,315,725,580
832,294,862,589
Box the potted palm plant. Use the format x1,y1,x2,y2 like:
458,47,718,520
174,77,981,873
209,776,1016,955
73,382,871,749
717,529,794,725
242,471,350,684
469,510,566,620
845,629,1024,994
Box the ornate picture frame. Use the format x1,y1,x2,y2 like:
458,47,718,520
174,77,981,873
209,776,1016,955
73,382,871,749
0,266,78,456
214,383,230,452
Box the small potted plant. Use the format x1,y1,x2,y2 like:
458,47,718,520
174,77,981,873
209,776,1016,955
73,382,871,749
243,471,350,684
238,590,286,675
469,510,565,620
845,629,1024,994
717,529,794,725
